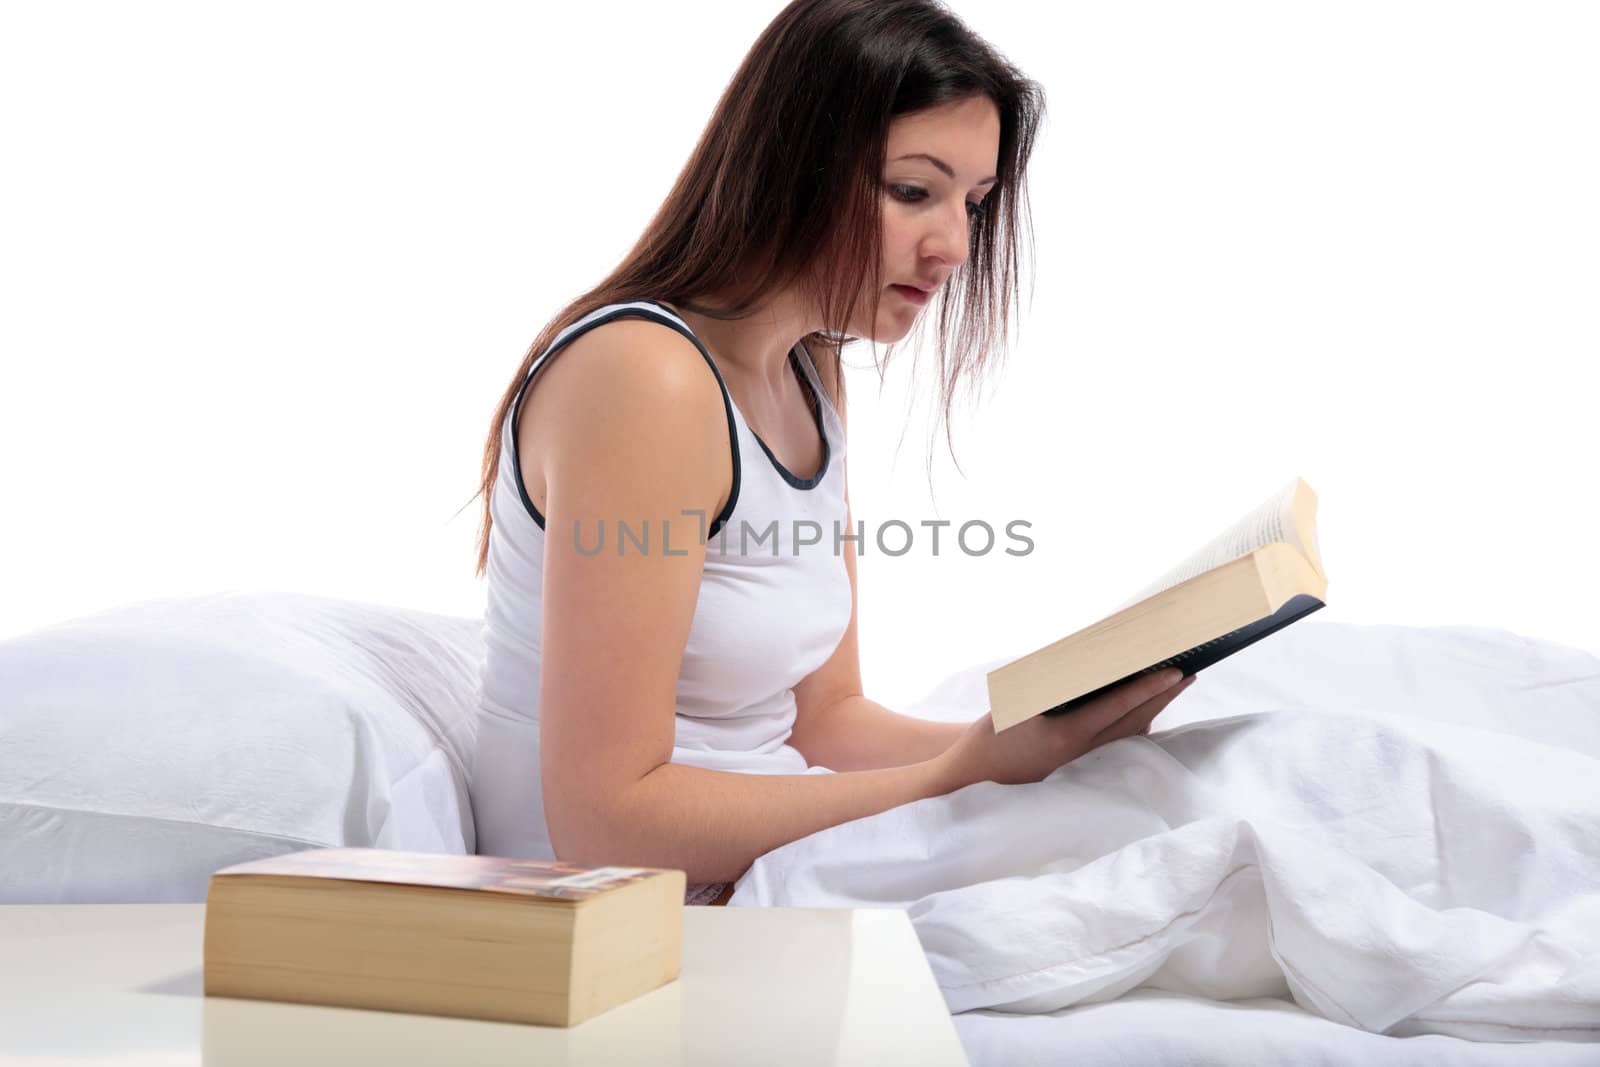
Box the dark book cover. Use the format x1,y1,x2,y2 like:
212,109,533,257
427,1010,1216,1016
1043,593,1325,717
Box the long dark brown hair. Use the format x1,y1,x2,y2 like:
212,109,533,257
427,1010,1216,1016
470,0,1045,577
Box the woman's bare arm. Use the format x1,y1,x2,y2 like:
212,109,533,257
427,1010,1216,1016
590,757,961,885
788,694,969,773
533,321,970,885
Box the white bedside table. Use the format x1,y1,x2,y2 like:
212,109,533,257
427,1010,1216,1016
1,903,968,1066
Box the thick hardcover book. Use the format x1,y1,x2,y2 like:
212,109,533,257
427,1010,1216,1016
203,847,686,1026
987,478,1328,732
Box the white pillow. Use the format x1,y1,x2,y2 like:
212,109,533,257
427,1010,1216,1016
0,591,485,903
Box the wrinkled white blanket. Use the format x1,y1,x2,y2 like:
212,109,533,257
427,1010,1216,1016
729,622,1600,1044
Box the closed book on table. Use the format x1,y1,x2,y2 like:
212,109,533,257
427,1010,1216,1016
203,846,686,1026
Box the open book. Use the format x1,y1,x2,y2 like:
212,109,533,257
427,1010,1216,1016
986,477,1328,733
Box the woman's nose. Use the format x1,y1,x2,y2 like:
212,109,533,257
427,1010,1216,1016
922,200,972,269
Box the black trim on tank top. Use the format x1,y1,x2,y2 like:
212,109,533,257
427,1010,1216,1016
750,348,830,490
646,300,830,492
508,304,742,540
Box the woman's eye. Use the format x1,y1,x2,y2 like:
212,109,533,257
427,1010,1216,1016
889,184,988,221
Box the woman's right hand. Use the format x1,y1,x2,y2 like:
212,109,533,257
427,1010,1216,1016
937,668,1195,790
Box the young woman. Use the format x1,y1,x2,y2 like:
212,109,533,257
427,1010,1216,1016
468,0,1193,907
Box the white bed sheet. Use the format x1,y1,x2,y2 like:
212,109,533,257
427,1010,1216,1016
953,988,1600,1066
0,592,485,903
731,620,1600,1064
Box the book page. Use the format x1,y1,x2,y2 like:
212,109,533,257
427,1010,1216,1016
1110,478,1306,612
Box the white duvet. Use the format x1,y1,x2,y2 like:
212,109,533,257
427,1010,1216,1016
730,620,1600,1047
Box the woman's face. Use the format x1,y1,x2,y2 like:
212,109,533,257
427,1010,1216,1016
855,94,1002,342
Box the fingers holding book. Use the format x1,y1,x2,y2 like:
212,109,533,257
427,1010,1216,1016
937,670,1194,789
1097,673,1195,745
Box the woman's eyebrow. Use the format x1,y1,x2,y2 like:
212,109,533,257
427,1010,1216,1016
891,152,998,186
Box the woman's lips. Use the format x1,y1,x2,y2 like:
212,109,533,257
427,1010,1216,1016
891,284,930,306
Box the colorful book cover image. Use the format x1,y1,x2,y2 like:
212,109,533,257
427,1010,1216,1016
212,847,672,902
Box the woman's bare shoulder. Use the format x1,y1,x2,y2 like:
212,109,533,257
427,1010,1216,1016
516,316,732,519
526,316,725,429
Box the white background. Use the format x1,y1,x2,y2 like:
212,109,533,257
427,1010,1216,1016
3,1,1595,709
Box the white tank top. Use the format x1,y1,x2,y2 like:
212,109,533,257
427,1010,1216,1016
470,300,851,896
